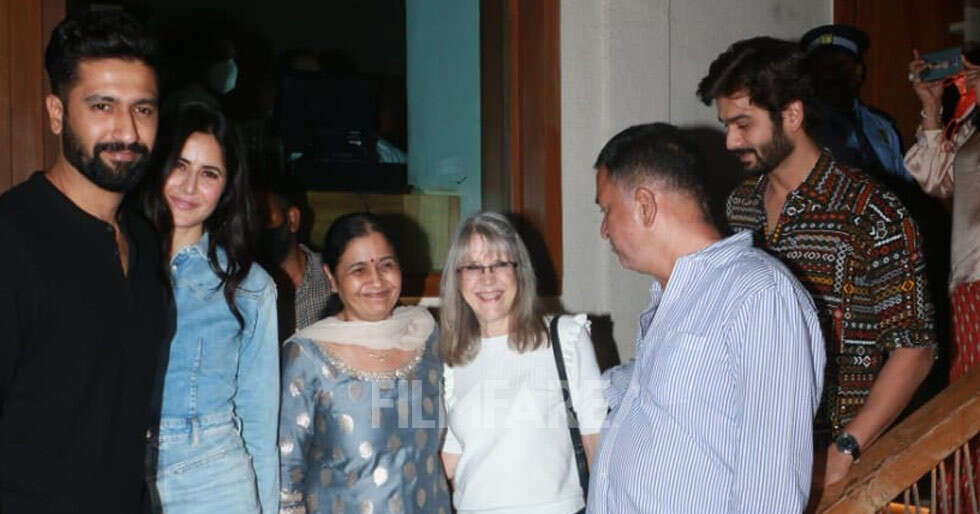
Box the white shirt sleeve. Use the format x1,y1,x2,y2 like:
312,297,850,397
559,314,608,435
441,365,463,454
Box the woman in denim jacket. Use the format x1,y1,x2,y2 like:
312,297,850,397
143,104,279,513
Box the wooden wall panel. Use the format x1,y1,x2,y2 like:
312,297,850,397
0,0,12,192
480,0,563,295
480,0,510,213
514,0,561,295
836,0,963,147
9,0,45,185
0,0,63,196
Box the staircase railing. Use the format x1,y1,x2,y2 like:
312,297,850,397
816,366,980,513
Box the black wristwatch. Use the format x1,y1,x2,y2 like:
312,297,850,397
834,432,861,462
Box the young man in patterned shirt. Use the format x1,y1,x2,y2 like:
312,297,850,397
697,37,936,490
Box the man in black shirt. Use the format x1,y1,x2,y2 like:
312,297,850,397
0,11,173,512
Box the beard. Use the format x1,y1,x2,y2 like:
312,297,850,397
62,117,151,193
731,122,795,177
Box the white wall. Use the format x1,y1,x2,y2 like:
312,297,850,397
560,0,831,362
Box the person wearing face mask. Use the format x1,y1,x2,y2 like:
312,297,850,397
258,188,331,340
165,38,238,115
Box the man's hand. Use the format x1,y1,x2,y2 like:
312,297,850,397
823,444,854,486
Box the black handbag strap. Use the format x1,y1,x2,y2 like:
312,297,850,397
549,315,590,500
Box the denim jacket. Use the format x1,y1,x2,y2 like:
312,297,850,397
160,232,280,513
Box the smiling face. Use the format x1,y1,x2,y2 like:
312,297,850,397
716,93,794,176
458,235,518,337
163,132,227,235
326,231,402,322
53,58,159,192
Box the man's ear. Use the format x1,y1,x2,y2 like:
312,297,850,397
45,94,65,136
633,186,658,227
286,206,301,234
782,100,805,134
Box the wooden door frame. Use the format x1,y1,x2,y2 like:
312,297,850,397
405,0,562,297
0,0,65,192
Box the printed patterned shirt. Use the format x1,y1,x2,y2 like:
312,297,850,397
726,152,937,433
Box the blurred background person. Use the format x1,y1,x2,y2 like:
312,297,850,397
278,212,450,513
258,186,330,340
143,104,279,513
439,212,606,514
802,24,913,187
906,48,980,508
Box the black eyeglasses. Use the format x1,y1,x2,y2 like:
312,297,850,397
457,261,518,279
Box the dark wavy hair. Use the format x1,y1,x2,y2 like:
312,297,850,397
320,212,398,317
696,36,819,135
45,10,158,98
143,103,255,329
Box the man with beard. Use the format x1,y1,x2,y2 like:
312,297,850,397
697,37,936,492
258,188,330,340
0,11,173,513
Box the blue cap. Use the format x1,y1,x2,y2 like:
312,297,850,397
801,24,869,57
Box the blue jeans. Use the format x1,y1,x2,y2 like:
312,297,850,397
149,412,260,513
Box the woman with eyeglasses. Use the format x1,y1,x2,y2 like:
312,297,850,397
439,212,607,514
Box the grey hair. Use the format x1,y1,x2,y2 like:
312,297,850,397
439,212,546,367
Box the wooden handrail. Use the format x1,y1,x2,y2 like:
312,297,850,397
817,365,980,513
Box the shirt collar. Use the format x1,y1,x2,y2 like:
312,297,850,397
749,150,836,211
299,243,322,283
677,230,753,268
638,231,753,341
647,231,754,302
172,231,211,262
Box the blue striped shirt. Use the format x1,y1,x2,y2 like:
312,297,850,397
587,231,825,513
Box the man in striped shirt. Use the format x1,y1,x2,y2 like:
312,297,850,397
588,123,825,512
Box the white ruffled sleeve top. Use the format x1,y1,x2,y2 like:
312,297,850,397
442,314,607,514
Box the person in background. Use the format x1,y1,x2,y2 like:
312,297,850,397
801,24,913,187
259,187,330,340
278,213,450,514
587,123,824,513
906,48,980,509
0,11,174,512
143,103,279,513
698,36,936,490
165,36,238,115
439,211,606,514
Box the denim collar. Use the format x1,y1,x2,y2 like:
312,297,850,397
171,231,211,266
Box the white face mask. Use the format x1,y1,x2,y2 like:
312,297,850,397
207,58,238,94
